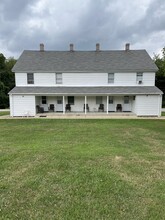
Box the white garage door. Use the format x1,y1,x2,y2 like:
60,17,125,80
12,95,35,116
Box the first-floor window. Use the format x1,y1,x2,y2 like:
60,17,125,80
42,96,47,104
109,96,113,104
27,73,34,84
124,96,129,104
68,96,74,105
96,96,102,104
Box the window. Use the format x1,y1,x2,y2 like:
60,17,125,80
96,96,102,104
136,72,143,83
109,96,113,104
42,96,47,104
124,96,129,104
57,97,63,104
68,96,74,105
108,73,114,84
27,73,34,84
56,73,62,84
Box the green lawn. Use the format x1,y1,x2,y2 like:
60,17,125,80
0,119,165,220
162,111,165,116
0,111,10,116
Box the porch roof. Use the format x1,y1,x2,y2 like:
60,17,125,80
9,86,163,95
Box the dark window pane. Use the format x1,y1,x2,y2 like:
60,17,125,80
96,96,102,104
109,96,113,104
42,96,47,104
27,73,34,84
56,73,62,84
124,96,129,104
68,96,74,105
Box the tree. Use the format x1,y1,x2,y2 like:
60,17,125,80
0,53,16,108
153,47,165,107
153,47,165,77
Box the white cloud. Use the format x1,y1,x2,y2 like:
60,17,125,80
0,0,164,58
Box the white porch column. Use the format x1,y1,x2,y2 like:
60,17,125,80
85,96,87,114
63,96,65,114
107,96,109,114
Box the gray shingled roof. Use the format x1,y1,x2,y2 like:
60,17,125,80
12,50,158,73
9,86,163,95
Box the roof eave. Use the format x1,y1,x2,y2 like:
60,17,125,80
12,69,158,73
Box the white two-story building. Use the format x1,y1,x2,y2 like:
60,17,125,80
9,43,163,117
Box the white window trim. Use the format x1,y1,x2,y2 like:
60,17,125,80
56,73,62,84
108,73,114,84
27,73,34,84
136,72,143,84
124,96,129,104
109,96,114,104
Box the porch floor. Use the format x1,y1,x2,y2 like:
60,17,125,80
36,111,136,118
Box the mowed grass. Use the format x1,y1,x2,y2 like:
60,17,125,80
0,119,165,220
0,111,10,116
162,111,165,116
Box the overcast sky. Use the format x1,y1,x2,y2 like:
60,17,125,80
0,0,165,59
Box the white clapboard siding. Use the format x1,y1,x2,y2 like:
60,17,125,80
135,95,161,116
15,72,156,86
143,73,155,86
115,73,136,86
12,95,35,116
15,73,27,86
63,73,107,86
34,73,55,86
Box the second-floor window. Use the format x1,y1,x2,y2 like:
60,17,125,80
108,73,114,84
137,72,143,84
56,73,62,84
27,73,34,84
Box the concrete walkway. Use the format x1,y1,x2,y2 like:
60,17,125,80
0,109,10,112
0,114,165,120
0,109,165,119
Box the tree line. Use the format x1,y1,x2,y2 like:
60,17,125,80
0,48,165,109
153,47,165,107
0,53,16,108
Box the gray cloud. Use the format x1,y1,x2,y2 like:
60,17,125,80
0,0,164,58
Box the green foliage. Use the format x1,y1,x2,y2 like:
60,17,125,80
154,47,165,105
153,47,165,77
0,53,6,69
0,54,16,108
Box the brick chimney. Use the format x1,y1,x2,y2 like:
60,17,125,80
96,43,100,51
40,43,44,52
125,43,130,51
70,43,74,52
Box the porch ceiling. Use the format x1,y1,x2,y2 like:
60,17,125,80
9,86,163,95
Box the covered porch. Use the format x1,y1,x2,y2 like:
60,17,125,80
9,86,162,117
35,95,135,115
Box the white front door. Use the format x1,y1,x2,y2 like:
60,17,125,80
56,96,63,112
108,96,115,111
123,96,131,112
